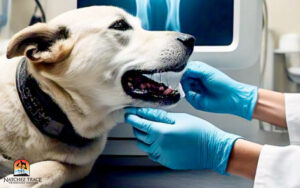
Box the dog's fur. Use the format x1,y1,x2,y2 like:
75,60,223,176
0,6,191,187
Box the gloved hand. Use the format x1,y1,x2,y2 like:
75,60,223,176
125,107,241,174
181,61,258,120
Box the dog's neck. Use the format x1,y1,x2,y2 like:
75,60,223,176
16,58,95,147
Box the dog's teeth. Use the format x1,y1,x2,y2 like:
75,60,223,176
143,70,185,90
152,73,161,83
143,74,152,79
128,82,134,89
178,83,185,99
134,90,144,94
166,72,182,89
161,72,168,86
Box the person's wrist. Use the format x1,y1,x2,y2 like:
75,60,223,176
213,132,242,175
252,89,286,127
226,139,262,179
235,83,258,120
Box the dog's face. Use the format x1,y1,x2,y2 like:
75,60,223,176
6,6,194,111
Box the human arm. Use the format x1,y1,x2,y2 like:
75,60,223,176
181,61,287,127
179,61,300,186
125,107,300,186
252,93,300,187
228,139,300,188
125,108,241,174
226,139,262,179
124,107,267,179
181,61,258,120
252,89,286,127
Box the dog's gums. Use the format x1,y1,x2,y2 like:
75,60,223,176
122,70,183,105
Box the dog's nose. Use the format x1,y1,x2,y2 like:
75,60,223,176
177,34,195,48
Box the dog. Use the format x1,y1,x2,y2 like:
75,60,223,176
0,6,194,187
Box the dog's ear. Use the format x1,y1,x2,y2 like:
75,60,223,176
6,23,74,64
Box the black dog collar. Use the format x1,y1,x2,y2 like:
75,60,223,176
16,58,94,147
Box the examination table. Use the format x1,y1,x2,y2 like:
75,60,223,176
63,156,253,188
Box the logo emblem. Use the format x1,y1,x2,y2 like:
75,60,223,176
14,159,30,176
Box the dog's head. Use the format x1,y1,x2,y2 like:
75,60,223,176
7,6,194,112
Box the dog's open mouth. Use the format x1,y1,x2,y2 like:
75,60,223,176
122,67,185,105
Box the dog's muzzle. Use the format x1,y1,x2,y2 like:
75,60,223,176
121,34,195,105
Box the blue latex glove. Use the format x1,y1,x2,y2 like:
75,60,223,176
181,61,258,120
125,107,241,174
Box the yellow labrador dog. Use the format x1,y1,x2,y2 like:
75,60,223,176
0,6,194,188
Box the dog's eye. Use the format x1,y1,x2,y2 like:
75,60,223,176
109,19,132,31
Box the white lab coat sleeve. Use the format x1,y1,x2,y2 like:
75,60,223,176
254,145,300,188
285,93,300,144
254,94,300,187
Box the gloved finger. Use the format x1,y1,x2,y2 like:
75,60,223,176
148,141,161,158
132,128,155,145
149,154,160,162
125,114,154,133
136,136,160,156
181,77,204,95
185,91,203,105
183,61,216,79
125,107,175,124
186,62,235,87
136,140,151,153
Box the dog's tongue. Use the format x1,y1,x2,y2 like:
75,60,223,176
163,88,173,95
